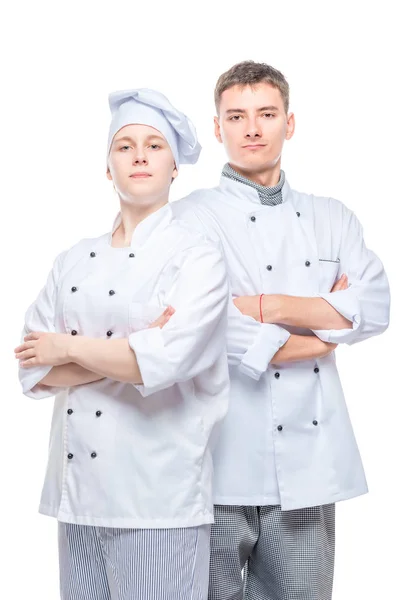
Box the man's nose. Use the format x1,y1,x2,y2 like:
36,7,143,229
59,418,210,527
245,118,262,138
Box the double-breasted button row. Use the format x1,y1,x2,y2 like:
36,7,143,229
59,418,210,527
71,286,116,295
274,367,320,379
67,452,98,460
67,409,102,417
277,421,319,432
70,329,113,337
90,250,135,258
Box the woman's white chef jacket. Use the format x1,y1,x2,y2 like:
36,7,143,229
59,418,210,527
172,177,390,511
19,204,230,528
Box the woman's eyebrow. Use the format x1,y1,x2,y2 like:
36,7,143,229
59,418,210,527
113,135,134,144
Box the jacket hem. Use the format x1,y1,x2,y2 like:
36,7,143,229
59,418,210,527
213,485,368,510
39,504,214,528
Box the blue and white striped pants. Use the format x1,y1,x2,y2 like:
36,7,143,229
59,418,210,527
58,522,211,600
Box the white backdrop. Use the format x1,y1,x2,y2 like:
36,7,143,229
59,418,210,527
1,1,398,598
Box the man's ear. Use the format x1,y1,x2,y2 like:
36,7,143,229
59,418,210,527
214,116,223,144
285,112,295,140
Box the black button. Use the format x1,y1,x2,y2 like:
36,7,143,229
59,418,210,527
106,330,113,337
314,367,320,373
67,409,73,415
129,253,135,258
277,425,283,431
305,260,311,267
90,252,96,257
266,265,273,271
274,372,280,379
96,410,102,417
250,216,256,222
296,211,301,217
71,286,78,293
71,330,78,336
313,420,318,426
91,452,97,459
109,290,115,296
67,453,73,460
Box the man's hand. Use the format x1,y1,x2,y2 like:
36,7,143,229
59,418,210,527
148,306,175,329
15,332,73,368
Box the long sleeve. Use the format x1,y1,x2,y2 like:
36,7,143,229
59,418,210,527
128,242,229,397
227,297,290,380
313,208,390,345
19,251,67,399
171,200,290,381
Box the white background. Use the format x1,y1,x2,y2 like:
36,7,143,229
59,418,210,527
1,1,398,598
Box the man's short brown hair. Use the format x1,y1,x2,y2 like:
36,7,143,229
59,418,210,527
214,60,290,114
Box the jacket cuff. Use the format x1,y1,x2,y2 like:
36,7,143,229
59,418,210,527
239,324,291,381
128,327,174,397
20,365,58,399
312,291,361,344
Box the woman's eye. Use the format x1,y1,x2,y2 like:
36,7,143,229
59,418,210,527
150,144,160,149
120,145,131,151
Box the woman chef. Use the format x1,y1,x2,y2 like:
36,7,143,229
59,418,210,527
15,89,230,600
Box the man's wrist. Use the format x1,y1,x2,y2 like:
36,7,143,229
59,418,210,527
262,294,285,323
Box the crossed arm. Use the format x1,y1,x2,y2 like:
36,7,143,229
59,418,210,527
16,277,347,390
16,308,175,390
238,275,350,366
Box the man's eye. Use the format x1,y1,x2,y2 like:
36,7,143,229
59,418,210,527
263,113,274,118
229,115,242,121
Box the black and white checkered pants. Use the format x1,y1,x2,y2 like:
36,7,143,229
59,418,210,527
58,522,211,600
208,504,335,600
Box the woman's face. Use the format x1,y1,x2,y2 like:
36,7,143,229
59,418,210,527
107,124,178,206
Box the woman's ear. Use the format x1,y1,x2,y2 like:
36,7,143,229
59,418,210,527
171,165,178,183
106,168,113,181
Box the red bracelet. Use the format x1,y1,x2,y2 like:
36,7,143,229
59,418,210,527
259,294,264,323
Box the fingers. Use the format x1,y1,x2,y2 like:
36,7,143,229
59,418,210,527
19,358,36,368
23,332,41,342
148,306,176,329
331,274,348,292
14,341,36,354
15,348,36,360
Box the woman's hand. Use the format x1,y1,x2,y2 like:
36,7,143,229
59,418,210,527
331,274,348,292
15,332,73,368
148,306,175,329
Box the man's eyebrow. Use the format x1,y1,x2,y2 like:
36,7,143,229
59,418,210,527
225,106,280,115
257,106,279,112
225,109,246,115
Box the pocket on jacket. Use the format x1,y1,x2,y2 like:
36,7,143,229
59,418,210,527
318,259,340,292
129,302,166,332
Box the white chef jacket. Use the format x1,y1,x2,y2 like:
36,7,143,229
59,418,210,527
19,204,230,528
172,177,390,511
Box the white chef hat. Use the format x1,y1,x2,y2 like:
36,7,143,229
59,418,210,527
107,88,201,168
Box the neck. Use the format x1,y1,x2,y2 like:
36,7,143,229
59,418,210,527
229,160,282,187
113,195,169,247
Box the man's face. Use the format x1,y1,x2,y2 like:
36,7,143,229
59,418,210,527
215,83,295,176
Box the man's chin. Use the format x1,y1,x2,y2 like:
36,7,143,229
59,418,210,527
232,158,276,175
